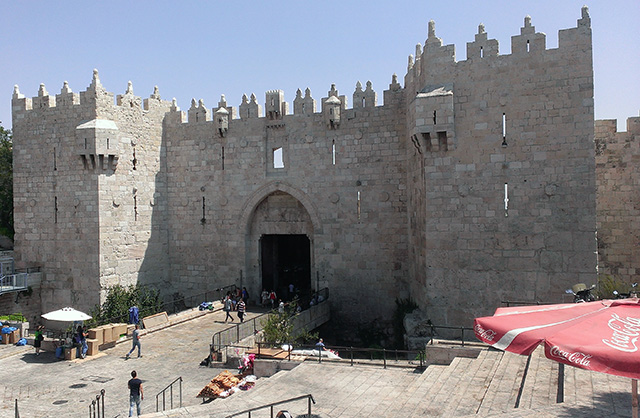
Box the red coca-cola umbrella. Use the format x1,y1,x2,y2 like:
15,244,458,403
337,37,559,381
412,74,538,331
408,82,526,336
475,298,640,417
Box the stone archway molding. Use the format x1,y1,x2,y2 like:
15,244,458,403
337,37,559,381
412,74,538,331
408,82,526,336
239,181,323,235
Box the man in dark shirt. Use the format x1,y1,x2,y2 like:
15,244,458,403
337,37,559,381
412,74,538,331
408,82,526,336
128,370,143,417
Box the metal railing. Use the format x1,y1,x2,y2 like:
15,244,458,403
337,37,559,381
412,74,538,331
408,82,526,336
0,259,13,276
255,342,426,370
501,300,553,307
225,394,316,418
86,285,237,328
427,324,475,346
155,377,182,412
0,272,28,293
88,389,105,418
210,288,331,356
211,311,272,353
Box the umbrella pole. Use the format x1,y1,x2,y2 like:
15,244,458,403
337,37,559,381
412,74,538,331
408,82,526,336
633,379,638,418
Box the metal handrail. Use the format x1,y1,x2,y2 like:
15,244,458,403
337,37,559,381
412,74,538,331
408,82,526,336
255,342,426,370
427,324,474,346
211,288,330,355
87,285,236,328
225,393,316,418
211,310,272,353
155,376,182,412
501,300,553,307
0,272,28,293
88,389,105,418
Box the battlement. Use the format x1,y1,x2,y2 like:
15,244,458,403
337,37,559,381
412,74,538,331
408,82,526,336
596,114,640,136
406,6,592,82
12,69,172,122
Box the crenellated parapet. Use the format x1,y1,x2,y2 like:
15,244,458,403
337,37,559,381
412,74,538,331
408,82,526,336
466,24,498,60
239,93,262,119
12,69,173,125
404,7,593,155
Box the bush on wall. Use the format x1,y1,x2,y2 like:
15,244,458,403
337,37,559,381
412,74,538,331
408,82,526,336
85,284,162,328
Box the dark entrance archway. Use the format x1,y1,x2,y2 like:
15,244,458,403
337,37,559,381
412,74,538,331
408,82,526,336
260,234,311,301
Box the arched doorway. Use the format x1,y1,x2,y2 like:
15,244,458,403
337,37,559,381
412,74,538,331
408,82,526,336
245,189,317,302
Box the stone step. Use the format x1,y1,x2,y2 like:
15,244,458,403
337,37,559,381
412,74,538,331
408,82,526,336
409,356,475,417
517,346,559,410
441,348,506,416
475,349,529,416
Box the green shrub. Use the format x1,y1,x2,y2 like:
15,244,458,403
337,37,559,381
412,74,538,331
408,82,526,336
85,284,162,328
596,274,633,299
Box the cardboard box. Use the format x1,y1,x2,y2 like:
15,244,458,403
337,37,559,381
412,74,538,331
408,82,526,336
9,329,20,344
1,333,9,345
88,328,103,346
64,347,76,360
86,339,99,356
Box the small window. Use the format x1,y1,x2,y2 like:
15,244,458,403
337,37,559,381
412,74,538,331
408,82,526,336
273,147,284,169
332,140,336,165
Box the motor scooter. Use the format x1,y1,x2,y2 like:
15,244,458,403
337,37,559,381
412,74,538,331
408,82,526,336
613,282,638,299
565,283,596,303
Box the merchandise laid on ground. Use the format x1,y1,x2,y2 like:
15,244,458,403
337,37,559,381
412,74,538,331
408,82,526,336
196,370,256,400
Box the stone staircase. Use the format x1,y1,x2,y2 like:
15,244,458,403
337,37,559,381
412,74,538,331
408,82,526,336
145,345,633,418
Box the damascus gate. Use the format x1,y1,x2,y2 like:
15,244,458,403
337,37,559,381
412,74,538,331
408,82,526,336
9,7,601,331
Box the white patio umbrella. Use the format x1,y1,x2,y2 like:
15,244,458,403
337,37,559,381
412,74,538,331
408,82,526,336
41,307,92,322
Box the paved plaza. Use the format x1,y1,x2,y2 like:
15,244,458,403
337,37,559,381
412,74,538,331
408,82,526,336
0,307,635,418
0,307,262,417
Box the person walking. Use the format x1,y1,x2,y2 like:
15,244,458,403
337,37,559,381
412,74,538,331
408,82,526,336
126,324,142,359
237,299,246,322
224,294,234,322
128,370,144,417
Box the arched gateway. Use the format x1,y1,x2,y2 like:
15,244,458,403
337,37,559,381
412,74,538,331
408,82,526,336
240,183,322,302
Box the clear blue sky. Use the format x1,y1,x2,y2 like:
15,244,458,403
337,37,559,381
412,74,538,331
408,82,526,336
1,1,638,131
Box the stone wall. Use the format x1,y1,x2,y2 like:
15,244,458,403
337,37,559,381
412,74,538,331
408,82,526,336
10,7,602,329
595,115,640,283
405,10,597,325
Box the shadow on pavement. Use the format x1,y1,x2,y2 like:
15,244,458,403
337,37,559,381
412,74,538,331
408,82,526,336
19,351,62,364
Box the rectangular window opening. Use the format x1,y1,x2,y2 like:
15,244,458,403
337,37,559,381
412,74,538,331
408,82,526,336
526,40,530,53
54,196,58,224
273,147,284,169
222,146,225,170
437,131,448,151
53,147,57,171
480,46,484,58
357,191,361,220
433,110,437,125
106,138,110,149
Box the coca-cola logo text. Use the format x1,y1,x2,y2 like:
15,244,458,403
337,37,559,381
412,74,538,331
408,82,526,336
549,346,592,366
602,313,640,353
474,324,496,341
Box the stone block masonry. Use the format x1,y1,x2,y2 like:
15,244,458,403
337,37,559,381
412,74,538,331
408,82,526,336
11,7,606,330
